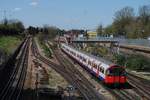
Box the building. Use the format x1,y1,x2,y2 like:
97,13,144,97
87,31,97,38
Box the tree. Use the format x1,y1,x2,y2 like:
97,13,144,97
139,5,150,25
27,26,37,35
138,5,150,38
113,6,135,36
96,24,103,36
0,19,25,36
104,24,116,35
101,5,150,39
38,25,60,43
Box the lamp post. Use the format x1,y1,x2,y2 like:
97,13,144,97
142,30,144,38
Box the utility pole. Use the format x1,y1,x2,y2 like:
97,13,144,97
2,10,8,25
4,10,6,19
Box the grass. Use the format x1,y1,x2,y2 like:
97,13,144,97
0,36,21,54
36,36,53,58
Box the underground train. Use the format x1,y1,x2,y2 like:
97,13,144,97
61,44,127,85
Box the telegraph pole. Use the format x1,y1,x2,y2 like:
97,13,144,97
3,10,8,25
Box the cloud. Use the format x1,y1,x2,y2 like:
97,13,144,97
29,1,38,6
14,7,21,11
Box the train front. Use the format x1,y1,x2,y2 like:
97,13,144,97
105,65,127,85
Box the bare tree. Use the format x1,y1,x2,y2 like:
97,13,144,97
139,5,150,25
96,24,103,36
113,6,135,35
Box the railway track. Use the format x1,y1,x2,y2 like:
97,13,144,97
113,44,150,54
58,46,139,100
54,49,104,100
32,39,150,100
58,44,149,100
127,73,150,100
31,39,105,100
0,36,30,100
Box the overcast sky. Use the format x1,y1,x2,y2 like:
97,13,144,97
0,0,149,30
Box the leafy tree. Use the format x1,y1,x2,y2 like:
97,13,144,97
27,26,39,35
104,24,116,35
38,25,60,43
0,19,25,36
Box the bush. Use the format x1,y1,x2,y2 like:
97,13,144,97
98,47,108,56
113,54,150,71
43,45,52,58
126,55,150,71
113,54,126,66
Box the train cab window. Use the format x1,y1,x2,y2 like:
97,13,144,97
101,68,104,73
121,70,126,76
107,67,125,76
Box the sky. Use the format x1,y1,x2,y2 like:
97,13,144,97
0,0,149,30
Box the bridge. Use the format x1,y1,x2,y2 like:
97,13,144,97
73,37,150,47
72,37,118,43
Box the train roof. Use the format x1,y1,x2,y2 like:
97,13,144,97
62,44,114,67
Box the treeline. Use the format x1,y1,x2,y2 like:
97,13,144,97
97,5,150,39
27,25,64,41
0,19,62,39
0,19,25,36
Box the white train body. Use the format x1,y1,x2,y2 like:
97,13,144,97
61,43,111,80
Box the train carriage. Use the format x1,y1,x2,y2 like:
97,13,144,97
61,44,127,85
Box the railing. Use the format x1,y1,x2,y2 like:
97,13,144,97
73,37,150,47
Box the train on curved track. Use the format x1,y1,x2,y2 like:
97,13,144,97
61,44,127,85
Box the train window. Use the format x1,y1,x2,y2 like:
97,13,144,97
93,63,95,68
95,64,97,68
98,67,100,71
98,63,101,71
88,60,91,65
94,64,95,68
83,57,86,62
100,66,103,72
92,62,94,67
99,67,101,72
79,55,82,59
103,68,105,74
